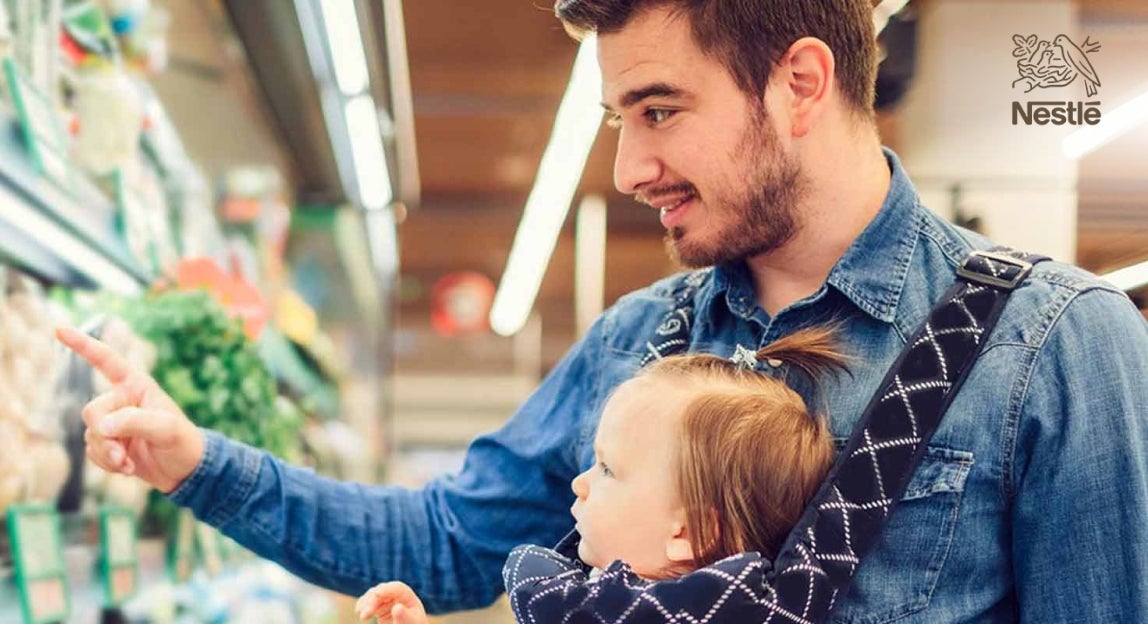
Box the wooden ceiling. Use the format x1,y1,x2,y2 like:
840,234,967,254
403,2,617,197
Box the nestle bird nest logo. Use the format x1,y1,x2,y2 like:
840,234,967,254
1011,34,1102,126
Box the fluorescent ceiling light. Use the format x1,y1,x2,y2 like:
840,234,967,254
1101,260,1148,292
873,0,911,34
381,0,421,209
344,94,393,210
363,205,398,280
319,0,370,95
0,184,142,296
1063,87,1148,159
490,35,603,337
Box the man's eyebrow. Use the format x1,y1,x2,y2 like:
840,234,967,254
601,82,686,112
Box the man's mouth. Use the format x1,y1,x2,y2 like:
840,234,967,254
658,194,693,215
658,193,697,228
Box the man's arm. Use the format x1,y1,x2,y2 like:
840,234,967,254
166,319,605,613
1011,288,1148,620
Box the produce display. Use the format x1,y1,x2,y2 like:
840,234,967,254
0,0,371,620
0,281,71,515
118,289,303,461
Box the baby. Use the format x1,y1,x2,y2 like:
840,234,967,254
357,326,846,623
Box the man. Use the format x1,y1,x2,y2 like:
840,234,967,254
61,1,1148,621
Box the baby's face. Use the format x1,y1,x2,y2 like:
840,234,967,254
570,378,691,578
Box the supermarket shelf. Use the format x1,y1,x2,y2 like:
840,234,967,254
0,204,89,286
0,110,150,294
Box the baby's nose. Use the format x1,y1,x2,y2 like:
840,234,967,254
571,472,589,498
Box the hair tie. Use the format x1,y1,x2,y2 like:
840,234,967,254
730,345,759,371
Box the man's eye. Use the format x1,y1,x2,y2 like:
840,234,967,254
644,108,674,124
598,462,614,477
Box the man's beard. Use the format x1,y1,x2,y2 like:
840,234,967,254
665,109,806,269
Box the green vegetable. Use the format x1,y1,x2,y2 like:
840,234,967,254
119,290,302,460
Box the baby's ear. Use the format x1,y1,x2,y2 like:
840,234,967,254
665,521,695,563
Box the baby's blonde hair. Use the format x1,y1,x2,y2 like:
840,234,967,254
637,326,847,567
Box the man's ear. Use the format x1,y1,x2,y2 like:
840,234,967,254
775,36,836,138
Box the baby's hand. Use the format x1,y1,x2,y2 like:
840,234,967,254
355,581,429,624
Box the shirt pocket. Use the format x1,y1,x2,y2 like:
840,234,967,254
828,445,974,624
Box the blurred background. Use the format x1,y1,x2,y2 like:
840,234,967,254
0,0,1144,622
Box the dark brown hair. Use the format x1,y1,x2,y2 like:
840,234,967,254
555,0,878,116
637,325,848,566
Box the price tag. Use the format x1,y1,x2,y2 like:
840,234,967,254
2,58,75,193
166,509,197,583
98,506,139,606
6,504,71,623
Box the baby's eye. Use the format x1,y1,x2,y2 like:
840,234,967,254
598,462,614,478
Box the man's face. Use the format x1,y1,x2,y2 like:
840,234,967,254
598,7,807,267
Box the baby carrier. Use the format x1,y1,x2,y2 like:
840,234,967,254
505,249,1047,623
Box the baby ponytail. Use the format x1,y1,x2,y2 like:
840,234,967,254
755,325,851,381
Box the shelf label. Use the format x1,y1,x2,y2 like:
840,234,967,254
166,508,197,583
6,504,71,623
98,505,139,606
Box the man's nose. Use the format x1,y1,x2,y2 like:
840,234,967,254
613,129,661,195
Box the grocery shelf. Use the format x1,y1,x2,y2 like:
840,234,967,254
0,109,150,294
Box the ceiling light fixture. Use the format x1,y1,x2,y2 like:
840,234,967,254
318,0,370,96
490,35,603,337
345,95,394,209
873,0,911,34
1101,260,1148,292
1063,86,1148,159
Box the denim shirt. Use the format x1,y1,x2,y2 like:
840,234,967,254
170,150,1148,622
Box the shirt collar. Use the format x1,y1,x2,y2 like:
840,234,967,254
702,148,922,324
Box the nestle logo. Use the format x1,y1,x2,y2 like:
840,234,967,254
1010,34,1102,126
1012,101,1101,126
